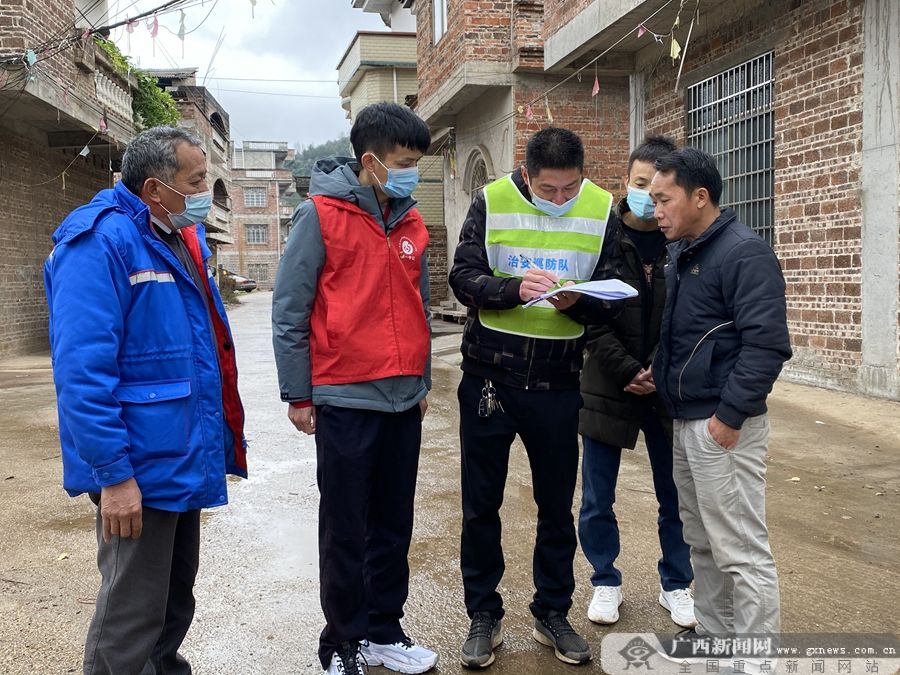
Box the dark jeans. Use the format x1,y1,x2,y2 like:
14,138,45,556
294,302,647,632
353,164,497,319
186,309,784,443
579,410,693,591
83,504,200,675
458,373,581,621
315,404,422,669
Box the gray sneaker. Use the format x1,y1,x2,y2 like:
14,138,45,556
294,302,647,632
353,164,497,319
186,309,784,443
533,611,592,665
461,611,503,668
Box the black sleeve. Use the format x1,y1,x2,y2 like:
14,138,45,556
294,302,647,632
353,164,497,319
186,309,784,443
715,239,793,428
449,189,523,310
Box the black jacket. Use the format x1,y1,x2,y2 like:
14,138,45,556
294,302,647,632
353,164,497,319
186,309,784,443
579,201,671,449
449,171,617,390
653,208,792,427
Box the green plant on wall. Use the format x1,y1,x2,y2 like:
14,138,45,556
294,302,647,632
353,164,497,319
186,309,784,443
93,37,179,128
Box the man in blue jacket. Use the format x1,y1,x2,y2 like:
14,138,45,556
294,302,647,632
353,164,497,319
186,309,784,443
650,148,791,645
44,126,246,675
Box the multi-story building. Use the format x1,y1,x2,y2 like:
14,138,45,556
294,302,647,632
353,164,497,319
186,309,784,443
0,0,137,356
344,0,448,303
220,141,296,290
145,68,235,268
415,0,900,399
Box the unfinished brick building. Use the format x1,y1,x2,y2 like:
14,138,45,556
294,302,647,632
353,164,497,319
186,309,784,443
415,0,899,398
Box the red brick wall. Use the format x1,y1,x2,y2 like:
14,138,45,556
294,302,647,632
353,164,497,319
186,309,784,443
542,0,593,39
644,0,865,388
425,219,449,304
514,75,631,198
0,0,99,114
220,180,284,290
416,0,513,104
0,127,109,356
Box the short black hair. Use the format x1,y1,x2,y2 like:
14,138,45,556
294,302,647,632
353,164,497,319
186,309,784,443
627,134,677,175
350,102,431,162
525,127,584,175
654,147,723,205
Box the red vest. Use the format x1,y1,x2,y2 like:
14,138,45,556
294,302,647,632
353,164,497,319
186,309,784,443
180,226,247,474
309,195,431,386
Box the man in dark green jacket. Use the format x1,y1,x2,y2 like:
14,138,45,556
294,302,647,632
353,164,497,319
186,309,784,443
579,136,696,628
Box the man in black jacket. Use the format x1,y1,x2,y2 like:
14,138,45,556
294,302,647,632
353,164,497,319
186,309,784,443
579,136,695,629
450,128,616,669
650,148,791,639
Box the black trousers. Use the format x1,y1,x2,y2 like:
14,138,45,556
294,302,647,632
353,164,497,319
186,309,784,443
458,372,581,621
315,404,422,669
83,504,200,675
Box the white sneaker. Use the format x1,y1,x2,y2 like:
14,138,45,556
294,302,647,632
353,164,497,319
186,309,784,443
360,637,438,674
658,586,697,628
587,585,623,624
324,642,367,674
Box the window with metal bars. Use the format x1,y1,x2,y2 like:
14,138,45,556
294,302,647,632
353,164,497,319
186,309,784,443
247,264,269,282
468,155,489,199
243,187,267,208
245,224,268,245
687,52,775,244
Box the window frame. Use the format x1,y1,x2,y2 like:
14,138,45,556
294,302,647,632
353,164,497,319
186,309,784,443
247,263,269,282
686,51,775,245
243,186,268,208
433,0,448,44
245,223,269,245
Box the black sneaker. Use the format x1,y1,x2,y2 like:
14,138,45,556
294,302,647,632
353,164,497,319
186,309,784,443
460,611,503,668
325,641,367,675
533,611,592,665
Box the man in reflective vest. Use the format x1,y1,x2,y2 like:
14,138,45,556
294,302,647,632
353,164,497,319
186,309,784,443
450,127,617,668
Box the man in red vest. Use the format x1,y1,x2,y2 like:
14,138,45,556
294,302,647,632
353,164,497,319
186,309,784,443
272,102,437,675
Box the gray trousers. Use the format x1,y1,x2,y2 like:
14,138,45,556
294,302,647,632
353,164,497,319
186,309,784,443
672,415,780,635
83,505,200,675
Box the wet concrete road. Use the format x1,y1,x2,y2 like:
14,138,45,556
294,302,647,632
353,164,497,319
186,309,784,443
0,290,898,674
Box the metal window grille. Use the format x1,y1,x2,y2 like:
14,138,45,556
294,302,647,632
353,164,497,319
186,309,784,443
687,52,775,244
245,224,268,245
243,187,267,208
468,156,489,198
247,264,269,282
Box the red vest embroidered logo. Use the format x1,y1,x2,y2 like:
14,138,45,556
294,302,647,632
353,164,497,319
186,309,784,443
399,236,417,260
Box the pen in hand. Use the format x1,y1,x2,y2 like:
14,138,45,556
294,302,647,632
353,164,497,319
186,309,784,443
518,254,565,291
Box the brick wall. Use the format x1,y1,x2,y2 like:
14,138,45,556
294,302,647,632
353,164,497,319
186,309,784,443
416,0,513,104
0,127,109,356
512,0,545,71
219,180,282,290
643,0,866,389
416,156,448,303
542,0,593,38
0,0,100,116
514,75,631,197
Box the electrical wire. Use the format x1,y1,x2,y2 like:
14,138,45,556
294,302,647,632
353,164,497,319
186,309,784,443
27,131,101,187
211,88,336,99
451,0,680,140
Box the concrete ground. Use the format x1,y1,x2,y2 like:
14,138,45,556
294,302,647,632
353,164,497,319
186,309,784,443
0,290,897,675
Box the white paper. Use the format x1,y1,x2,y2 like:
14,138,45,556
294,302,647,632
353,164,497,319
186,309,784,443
523,279,638,307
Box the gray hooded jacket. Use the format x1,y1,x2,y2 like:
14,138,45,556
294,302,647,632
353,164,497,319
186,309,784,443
272,156,431,412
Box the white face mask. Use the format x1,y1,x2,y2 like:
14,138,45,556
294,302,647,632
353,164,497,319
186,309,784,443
157,180,212,230
526,179,581,217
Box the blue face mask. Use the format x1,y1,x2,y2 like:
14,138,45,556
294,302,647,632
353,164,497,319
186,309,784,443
158,180,212,230
626,186,656,221
528,181,579,218
372,155,419,198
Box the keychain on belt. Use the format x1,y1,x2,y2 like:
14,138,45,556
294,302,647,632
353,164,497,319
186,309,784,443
478,379,504,418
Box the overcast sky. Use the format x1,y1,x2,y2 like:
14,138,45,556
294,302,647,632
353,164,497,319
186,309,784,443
110,0,388,148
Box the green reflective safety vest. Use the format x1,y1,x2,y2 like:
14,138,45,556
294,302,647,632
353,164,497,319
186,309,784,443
480,174,612,339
